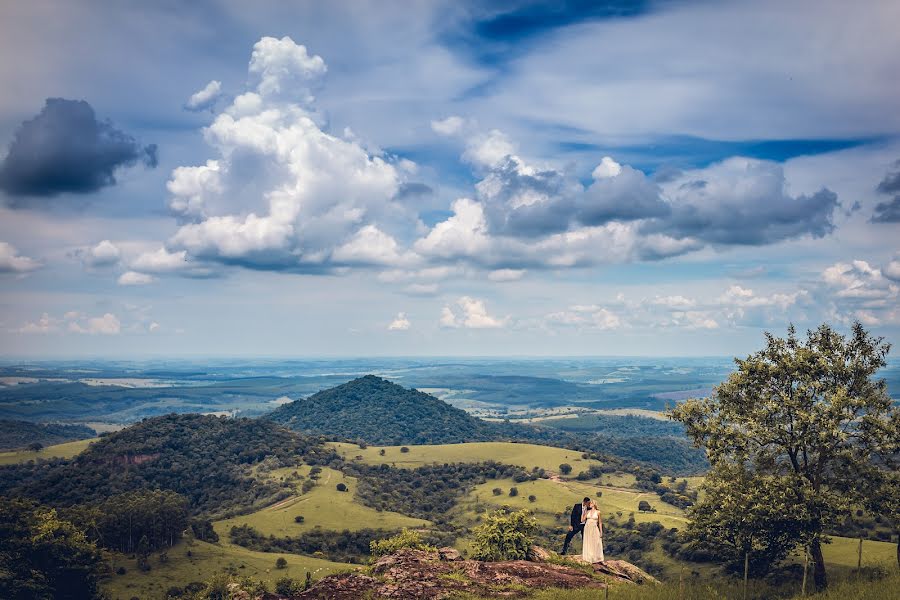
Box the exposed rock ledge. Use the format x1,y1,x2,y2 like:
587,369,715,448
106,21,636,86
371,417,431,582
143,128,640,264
284,547,657,600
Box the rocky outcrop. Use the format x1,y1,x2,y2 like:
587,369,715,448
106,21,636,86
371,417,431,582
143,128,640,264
591,559,659,585
290,548,654,600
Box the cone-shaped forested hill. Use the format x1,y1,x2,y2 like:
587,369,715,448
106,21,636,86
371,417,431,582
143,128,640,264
267,375,499,445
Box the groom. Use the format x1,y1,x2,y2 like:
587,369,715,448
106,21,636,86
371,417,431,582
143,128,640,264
561,497,591,555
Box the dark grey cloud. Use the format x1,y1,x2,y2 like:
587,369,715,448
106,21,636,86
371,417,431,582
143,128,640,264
646,187,838,245
876,161,900,195
578,166,670,225
871,161,900,223
477,156,579,237
638,158,839,246
0,98,157,202
871,196,900,223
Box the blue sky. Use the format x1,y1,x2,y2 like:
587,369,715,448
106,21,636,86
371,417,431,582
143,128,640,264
0,0,898,357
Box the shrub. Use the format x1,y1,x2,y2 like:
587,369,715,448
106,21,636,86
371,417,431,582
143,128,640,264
116,566,127,575
379,449,386,456
400,446,410,453
294,515,305,523
528,495,537,503
509,487,519,497
275,576,301,595
492,487,503,496
336,483,348,492
559,463,572,475
471,509,537,561
275,556,288,569
638,500,655,512
369,528,435,557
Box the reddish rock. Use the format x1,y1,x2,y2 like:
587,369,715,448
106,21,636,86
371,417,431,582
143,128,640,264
438,546,462,561
294,548,613,599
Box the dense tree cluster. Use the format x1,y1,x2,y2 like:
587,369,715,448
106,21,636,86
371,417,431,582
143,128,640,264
0,497,104,600
0,414,335,515
0,419,95,451
229,524,390,563
346,461,527,521
65,490,189,553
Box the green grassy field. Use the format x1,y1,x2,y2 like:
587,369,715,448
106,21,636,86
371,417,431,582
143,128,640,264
455,476,689,531
102,537,349,600
0,437,96,465
330,441,604,474
214,466,429,539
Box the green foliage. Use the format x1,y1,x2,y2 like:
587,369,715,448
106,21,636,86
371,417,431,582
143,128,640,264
274,576,302,595
0,497,103,600
369,528,436,557
347,461,525,522
558,463,572,475
638,500,654,512
66,489,189,553
336,482,348,492
269,376,707,474
0,414,334,515
670,323,900,590
275,556,287,569
509,487,519,497
681,463,817,576
230,523,392,563
0,419,95,451
471,509,537,561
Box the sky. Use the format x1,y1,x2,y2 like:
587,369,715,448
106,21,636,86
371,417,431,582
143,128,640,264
0,0,898,358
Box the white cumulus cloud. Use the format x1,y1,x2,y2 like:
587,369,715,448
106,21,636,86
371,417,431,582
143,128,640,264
185,80,223,112
387,312,411,331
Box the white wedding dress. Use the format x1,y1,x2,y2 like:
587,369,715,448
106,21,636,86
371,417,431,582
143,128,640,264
582,508,605,563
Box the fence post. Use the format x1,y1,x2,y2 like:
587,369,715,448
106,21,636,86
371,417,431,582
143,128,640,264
743,551,749,600
857,537,863,574
801,550,808,596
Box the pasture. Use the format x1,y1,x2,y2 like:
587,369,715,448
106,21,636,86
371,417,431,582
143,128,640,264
455,477,689,531
0,437,96,465
102,537,349,600
330,441,603,474
214,466,428,539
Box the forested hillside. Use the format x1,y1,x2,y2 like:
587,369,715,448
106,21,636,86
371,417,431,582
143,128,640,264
268,375,499,444
268,375,707,474
0,419,95,450
0,414,335,515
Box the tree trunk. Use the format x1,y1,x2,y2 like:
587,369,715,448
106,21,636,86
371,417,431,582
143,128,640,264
810,537,828,591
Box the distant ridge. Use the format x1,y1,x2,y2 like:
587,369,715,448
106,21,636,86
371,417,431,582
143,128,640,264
267,375,498,445
268,375,709,474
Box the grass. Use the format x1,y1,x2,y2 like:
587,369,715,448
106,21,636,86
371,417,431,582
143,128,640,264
459,572,900,600
214,466,429,539
102,537,349,600
818,536,897,569
331,441,605,474
0,437,97,465
454,477,688,531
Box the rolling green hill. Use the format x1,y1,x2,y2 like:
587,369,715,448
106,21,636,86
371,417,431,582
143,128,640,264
268,375,502,445
271,376,708,474
331,441,602,474
0,413,334,515
0,419,96,450
0,437,97,465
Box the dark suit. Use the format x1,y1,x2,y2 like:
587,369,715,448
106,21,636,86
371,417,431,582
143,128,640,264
561,503,585,554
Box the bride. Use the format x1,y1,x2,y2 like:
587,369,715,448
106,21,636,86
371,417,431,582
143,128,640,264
581,500,605,563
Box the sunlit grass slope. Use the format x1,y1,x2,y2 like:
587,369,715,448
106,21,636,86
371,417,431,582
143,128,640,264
214,466,428,539
102,537,348,600
330,441,604,474
0,437,97,465
455,477,688,531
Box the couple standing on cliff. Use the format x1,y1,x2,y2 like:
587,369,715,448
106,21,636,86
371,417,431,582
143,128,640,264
561,496,605,563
